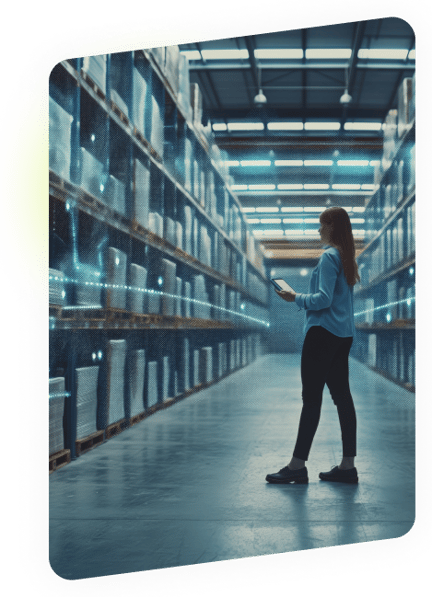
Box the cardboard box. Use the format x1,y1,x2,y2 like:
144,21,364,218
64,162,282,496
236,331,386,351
129,350,145,417
49,97,73,180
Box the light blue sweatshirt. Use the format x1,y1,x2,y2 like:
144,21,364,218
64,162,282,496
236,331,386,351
294,245,356,338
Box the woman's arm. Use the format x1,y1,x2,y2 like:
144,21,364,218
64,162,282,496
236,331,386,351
294,251,340,311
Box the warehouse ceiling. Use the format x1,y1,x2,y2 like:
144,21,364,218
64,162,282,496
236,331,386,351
178,17,415,260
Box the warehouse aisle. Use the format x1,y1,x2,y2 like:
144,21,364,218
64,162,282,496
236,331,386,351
49,354,415,580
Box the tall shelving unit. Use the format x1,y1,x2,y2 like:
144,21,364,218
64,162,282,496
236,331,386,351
49,47,270,472
352,76,415,393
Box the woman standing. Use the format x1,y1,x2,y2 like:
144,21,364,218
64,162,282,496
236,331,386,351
266,207,360,485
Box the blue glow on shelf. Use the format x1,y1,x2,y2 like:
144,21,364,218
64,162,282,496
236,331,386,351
354,296,416,317
49,275,271,327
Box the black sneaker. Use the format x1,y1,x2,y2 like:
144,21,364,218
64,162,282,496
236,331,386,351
319,466,358,484
266,465,308,484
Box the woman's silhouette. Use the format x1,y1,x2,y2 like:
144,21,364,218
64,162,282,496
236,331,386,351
266,207,360,485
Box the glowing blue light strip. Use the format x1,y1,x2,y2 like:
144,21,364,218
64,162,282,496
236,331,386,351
49,392,71,399
354,297,416,317
49,275,270,327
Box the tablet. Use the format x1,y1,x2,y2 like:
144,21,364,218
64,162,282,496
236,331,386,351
271,278,296,293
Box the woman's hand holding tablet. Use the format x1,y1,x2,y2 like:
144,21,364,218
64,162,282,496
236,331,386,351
271,278,297,302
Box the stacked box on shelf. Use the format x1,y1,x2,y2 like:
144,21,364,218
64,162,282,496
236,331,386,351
165,216,177,246
177,53,192,121
383,109,398,167
82,54,107,94
129,350,145,417
368,335,377,368
49,268,66,306
164,45,180,97
75,263,103,307
132,67,148,137
150,95,164,158
183,205,193,255
184,138,193,192
218,342,227,377
149,47,166,73
387,279,398,320
148,212,164,237
75,366,99,439
106,247,127,309
105,175,126,216
193,349,200,386
110,55,130,118
199,223,212,267
146,361,158,408
192,275,210,319
409,73,415,123
199,347,213,384
175,277,183,316
79,147,105,200
162,356,171,401
49,97,73,181
190,83,203,128
133,158,151,228
128,263,147,314
107,340,127,425
176,221,183,250
183,281,192,317
49,378,65,455
397,77,413,138
182,338,191,391
229,340,236,371
161,258,177,316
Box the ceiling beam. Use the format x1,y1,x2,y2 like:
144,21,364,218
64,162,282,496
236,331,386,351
187,61,415,71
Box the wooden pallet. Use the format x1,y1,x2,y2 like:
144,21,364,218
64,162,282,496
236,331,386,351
80,70,106,100
105,419,128,440
129,411,148,427
75,430,105,456
49,449,71,474
110,100,130,125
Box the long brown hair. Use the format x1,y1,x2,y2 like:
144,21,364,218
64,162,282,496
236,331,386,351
320,207,360,286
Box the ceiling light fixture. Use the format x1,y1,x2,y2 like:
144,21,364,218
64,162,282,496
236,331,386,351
254,66,267,106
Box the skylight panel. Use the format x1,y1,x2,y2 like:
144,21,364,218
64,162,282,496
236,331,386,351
249,184,276,190
247,219,260,224
304,122,341,131
180,50,201,60
281,207,304,212
256,207,279,213
337,160,369,166
268,122,304,130
358,49,409,60
241,207,256,213
212,123,227,131
240,160,270,166
409,50,416,59
306,49,352,59
332,184,362,190
275,160,303,166
344,122,382,131
225,160,240,167
201,49,249,60
304,184,329,190
277,184,303,190
304,207,325,211
228,122,264,131
231,185,248,191
254,49,304,59
260,218,282,224
304,160,333,166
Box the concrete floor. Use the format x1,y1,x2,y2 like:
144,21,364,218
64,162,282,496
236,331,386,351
49,353,415,580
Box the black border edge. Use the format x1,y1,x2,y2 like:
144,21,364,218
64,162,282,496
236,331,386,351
19,0,432,596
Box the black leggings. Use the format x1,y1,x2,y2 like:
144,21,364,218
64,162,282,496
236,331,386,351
293,325,357,461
